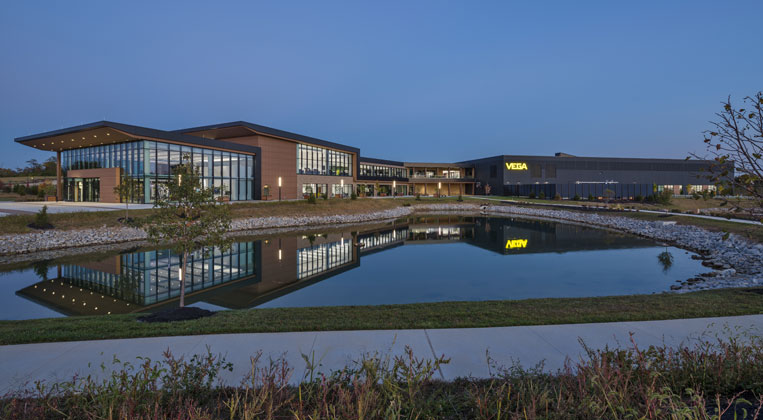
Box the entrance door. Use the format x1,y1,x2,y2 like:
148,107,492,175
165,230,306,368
75,179,83,202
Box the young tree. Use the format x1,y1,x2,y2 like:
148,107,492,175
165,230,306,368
690,91,763,219
113,174,143,222
144,154,232,307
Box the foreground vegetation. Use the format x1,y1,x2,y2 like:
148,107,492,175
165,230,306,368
4,329,762,419
1,288,761,345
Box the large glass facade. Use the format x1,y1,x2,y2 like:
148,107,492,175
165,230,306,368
359,164,406,179
61,140,255,203
297,144,352,176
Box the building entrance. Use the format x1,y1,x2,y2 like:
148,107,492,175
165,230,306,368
64,178,100,202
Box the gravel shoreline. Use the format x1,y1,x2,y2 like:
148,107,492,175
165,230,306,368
3,203,761,292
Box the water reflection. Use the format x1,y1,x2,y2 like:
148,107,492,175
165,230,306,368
7,216,703,319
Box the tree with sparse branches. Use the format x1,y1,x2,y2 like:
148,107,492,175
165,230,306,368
113,174,143,223
143,154,232,307
689,91,763,220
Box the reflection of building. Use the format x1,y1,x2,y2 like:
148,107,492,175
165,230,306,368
16,242,260,316
16,216,656,316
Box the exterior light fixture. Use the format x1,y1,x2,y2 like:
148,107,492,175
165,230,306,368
278,249,282,260
393,180,396,198
278,176,282,201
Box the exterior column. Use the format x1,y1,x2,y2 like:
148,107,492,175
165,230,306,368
56,151,62,201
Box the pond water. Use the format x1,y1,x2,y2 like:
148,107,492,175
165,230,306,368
0,215,707,320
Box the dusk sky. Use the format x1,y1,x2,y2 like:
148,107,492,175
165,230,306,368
1,1,761,168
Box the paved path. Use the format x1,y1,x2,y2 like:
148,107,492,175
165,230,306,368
0,201,155,215
1,314,760,393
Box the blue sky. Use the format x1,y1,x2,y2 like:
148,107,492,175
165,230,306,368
1,1,761,168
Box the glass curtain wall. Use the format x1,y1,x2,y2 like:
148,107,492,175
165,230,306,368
297,144,352,176
359,164,406,179
61,140,255,203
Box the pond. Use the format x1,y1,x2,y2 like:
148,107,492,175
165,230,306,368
0,215,707,320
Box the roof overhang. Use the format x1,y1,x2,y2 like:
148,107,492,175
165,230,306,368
176,121,360,154
15,121,261,155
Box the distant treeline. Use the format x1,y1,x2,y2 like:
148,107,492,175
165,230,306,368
0,157,57,177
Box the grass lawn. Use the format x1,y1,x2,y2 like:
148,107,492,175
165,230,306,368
0,196,464,235
1,287,761,345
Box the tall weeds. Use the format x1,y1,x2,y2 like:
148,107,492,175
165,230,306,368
2,331,761,419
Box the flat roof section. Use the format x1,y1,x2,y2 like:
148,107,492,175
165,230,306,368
404,162,474,168
175,121,360,154
458,154,716,165
15,121,261,155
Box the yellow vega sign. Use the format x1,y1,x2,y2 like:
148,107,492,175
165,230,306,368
505,162,528,170
505,239,528,249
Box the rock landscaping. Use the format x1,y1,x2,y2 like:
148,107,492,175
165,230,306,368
1,202,761,292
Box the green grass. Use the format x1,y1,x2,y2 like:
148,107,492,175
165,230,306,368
2,287,761,345
0,196,463,235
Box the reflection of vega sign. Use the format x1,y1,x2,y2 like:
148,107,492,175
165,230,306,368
505,239,528,249
506,162,528,170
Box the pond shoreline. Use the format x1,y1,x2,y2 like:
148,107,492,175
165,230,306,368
3,203,761,291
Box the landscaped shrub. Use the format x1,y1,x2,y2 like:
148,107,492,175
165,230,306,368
415,193,421,201
28,185,39,196
655,189,673,205
573,194,581,201
322,193,328,200
635,194,644,202
553,193,562,200
3,332,761,419
457,194,463,202
528,191,536,199
307,193,317,204
538,191,546,199
14,184,26,196
350,192,357,200
588,193,594,201
31,205,52,229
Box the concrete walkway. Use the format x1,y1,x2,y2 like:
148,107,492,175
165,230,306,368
0,201,155,215
1,314,760,393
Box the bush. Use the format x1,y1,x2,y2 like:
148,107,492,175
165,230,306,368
14,184,27,196
31,205,51,229
307,193,317,204
350,192,357,200
402,202,411,207
538,191,546,199
553,193,562,201
528,192,536,199
655,189,673,205
28,185,39,196
587,194,594,201
322,193,328,200
572,194,581,201
457,194,463,202
415,193,421,201
635,194,644,202
3,333,762,420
